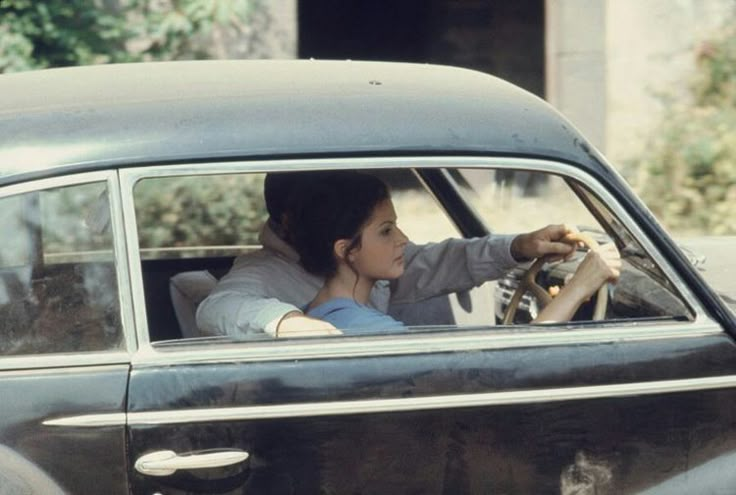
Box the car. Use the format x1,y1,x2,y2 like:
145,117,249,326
1,60,735,495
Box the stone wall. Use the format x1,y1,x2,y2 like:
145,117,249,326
547,0,735,166
209,0,297,59
605,0,734,165
545,0,607,151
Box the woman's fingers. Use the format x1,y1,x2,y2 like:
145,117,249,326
584,244,621,283
562,242,622,302
598,243,622,280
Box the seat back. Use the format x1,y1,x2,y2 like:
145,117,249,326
169,270,218,338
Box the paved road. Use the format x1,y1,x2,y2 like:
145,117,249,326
676,236,736,312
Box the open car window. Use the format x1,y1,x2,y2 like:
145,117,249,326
135,174,267,260
448,168,694,324
132,165,694,345
134,170,460,342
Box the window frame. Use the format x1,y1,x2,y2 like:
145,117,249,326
119,157,718,366
0,170,135,371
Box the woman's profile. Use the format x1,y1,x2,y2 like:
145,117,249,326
289,171,408,333
288,171,620,334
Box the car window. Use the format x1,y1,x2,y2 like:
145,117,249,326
134,166,694,345
133,170,460,342
135,174,268,260
450,168,694,323
0,181,124,355
134,171,457,259
373,169,458,243
452,169,597,232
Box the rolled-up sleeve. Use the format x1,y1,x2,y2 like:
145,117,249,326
196,291,299,338
389,234,518,305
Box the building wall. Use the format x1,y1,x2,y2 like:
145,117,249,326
214,0,297,59
605,0,734,165
547,0,735,166
545,0,607,151
239,0,733,171
297,0,545,97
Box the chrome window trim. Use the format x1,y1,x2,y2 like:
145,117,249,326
45,373,736,428
0,171,112,199
0,363,129,377
0,170,135,366
119,156,711,360
109,171,138,353
133,320,722,367
119,170,150,348
0,352,131,372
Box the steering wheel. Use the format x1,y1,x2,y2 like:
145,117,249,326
502,232,608,325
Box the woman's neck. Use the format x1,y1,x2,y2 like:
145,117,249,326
310,265,375,308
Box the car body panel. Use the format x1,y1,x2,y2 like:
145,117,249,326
126,331,736,493
0,365,129,494
128,391,736,494
129,334,736,410
0,60,601,178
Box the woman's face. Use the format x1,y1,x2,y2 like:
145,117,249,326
347,199,409,281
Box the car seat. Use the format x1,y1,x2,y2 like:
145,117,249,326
169,270,218,338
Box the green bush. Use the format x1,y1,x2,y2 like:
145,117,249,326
631,21,736,235
0,0,260,73
135,174,267,252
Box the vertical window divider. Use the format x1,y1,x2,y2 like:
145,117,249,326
118,169,152,350
109,170,139,355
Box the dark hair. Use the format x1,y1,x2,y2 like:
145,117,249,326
264,171,325,222
288,171,390,277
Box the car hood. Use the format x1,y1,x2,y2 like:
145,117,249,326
676,236,736,313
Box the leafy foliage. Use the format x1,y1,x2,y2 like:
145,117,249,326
632,21,736,234
0,0,260,73
135,174,267,253
1,1,270,253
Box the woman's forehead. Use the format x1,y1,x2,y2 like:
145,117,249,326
366,199,397,225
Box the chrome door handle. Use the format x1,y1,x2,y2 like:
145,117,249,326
135,449,250,477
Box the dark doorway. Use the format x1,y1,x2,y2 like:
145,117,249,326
298,0,545,97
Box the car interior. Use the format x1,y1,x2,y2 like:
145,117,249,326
0,165,695,356
132,167,694,343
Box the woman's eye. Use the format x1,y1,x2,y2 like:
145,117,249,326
381,227,392,236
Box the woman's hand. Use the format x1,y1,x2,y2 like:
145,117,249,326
566,243,621,300
533,242,621,323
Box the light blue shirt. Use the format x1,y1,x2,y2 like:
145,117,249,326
197,221,518,337
307,298,406,334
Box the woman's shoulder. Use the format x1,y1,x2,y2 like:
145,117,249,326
308,298,404,333
308,298,364,318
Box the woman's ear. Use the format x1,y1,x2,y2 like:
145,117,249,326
334,239,350,261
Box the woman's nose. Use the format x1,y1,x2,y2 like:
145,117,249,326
396,227,409,246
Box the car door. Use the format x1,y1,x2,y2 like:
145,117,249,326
0,172,134,494
122,159,736,495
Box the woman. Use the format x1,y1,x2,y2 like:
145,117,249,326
289,171,620,333
289,171,408,333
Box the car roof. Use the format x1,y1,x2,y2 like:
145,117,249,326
0,59,608,184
